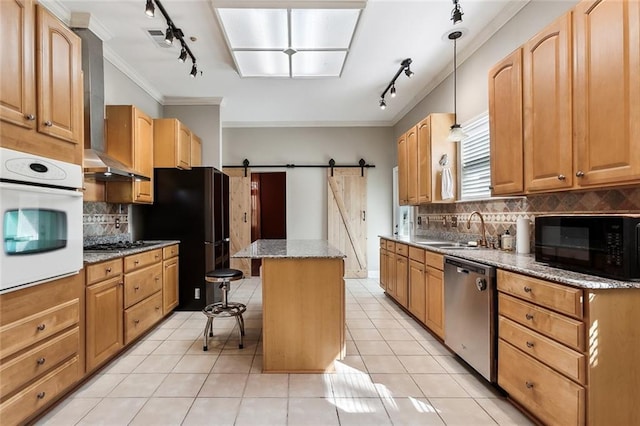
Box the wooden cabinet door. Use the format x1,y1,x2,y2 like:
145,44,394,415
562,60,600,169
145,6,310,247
178,122,191,169
406,126,418,205
85,276,123,372
224,168,252,277
36,6,82,145
425,266,444,339
524,12,573,192
408,259,426,323
397,132,408,205
574,0,640,187
191,134,202,166
379,248,387,291
163,257,179,314
417,117,432,204
489,48,524,195
133,108,154,203
0,0,35,129
395,255,408,307
386,251,396,296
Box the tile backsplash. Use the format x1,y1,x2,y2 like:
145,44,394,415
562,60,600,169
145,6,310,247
83,202,130,244
416,186,640,249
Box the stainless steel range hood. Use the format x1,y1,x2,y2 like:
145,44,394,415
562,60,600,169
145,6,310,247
73,24,150,182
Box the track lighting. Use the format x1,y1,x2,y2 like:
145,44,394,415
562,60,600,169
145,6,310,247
451,0,463,24
377,58,412,110
145,0,200,77
145,0,155,17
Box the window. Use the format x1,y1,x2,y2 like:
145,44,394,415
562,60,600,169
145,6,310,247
459,111,491,200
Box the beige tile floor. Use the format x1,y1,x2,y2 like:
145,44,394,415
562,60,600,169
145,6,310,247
37,277,534,425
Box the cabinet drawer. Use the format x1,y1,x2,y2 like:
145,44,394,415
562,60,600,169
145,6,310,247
85,259,123,285
386,241,395,252
425,251,443,270
499,316,585,384
408,246,424,263
380,239,387,250
499,293,584,351
395,243,408,257
0,356,80,426
0,327,79,398
124,249,162,272
498,270,583,319
124,263,163,309
0,299,79,359
163,244,179,259
498,340,584,426
124,291,163,344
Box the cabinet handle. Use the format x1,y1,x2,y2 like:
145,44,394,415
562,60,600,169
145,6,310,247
362,211,366,221
155,254,160,259
106,267,112,273
526,341,535,348
525,313,534,320
37,324,46,331
25,113,35,121
525,381,534,389
134,319,140,325
244,212,247,223
37,357,46,365
576,170,585,178
523,286,532,293
155,306,161,311
134,260,140,265
134,286,140,291
489,185,494,190
37,391,46,399
155,276,160,281
557,174,566,181
44,120,52,127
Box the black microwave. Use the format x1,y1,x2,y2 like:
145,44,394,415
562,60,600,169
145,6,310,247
535,215,640,281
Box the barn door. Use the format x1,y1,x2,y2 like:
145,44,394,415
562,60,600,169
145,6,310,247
328,168,367,278
223,168,251,277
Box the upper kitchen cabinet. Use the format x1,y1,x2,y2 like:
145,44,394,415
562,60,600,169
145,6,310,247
191,133,202,167
573,0,640,187
104,105,154,204
524,12,573,192
154,118,192,169
0,1,83,165
398,113,456,206
488,48,524,196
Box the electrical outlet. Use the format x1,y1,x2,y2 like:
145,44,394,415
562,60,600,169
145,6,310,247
450,216,458,228
195,288,200,299
115,217,120,229
417,216,422,226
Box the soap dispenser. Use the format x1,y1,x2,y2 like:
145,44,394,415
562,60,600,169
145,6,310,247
501,230,514,251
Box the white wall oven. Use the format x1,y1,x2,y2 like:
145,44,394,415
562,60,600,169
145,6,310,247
1,147,83,293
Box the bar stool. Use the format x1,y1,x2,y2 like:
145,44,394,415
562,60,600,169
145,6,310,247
202,268,246,351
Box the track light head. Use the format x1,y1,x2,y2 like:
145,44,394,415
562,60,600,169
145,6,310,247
451,0,463,24
164,26,174,45
145,0,155,17
390,84,396,98
404,67,414,78
178,47,188,63
379,98,387,110
190,63,198,78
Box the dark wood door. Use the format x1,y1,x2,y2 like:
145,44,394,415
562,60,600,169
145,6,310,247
251,172,286,275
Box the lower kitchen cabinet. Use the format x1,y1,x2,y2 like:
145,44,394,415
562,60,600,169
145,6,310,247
425,252,445,340
162,244,179,314
379,239,388,291
392,243,409,307
0,273,83,425
408,247,426,323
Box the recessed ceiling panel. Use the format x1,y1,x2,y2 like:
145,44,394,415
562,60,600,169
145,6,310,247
217,8,288,49
291,9,360,49
292,51,347,77
235,51,289,77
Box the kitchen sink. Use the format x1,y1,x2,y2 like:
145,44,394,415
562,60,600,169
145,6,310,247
438,245,481,250
413,241,453,246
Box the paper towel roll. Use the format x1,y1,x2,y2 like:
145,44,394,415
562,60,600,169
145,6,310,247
516,218,531,254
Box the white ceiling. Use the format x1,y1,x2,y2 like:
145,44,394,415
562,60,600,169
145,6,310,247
45,0,527,127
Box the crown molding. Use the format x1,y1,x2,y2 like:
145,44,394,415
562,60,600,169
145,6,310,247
164,97,224,106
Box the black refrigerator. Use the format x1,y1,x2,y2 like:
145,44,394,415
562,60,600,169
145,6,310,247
137,167,229,311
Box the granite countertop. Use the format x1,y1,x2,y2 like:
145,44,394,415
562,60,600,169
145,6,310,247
233,239,345,259
83,240,180,264
381,235,640,290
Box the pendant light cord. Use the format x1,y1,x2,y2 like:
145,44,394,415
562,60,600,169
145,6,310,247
453,36,457,123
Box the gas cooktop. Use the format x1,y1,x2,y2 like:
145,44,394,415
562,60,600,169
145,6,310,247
83,241,158,252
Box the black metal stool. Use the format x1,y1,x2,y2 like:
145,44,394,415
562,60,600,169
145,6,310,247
202,268,246,351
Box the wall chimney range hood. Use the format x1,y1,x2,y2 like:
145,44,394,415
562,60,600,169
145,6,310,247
73,21,150,182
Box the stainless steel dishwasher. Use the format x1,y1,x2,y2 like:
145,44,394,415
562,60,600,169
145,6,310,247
444,255,497,382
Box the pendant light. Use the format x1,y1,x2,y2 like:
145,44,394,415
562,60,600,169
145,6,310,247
447,30,468,142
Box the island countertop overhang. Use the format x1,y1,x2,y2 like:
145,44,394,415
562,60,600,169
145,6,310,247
232,239,345,259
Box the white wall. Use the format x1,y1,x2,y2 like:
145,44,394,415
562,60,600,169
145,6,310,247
163,105,222,168
223,127,395,273
104,61,162,118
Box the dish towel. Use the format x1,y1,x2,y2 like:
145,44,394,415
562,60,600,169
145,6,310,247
440,154,454,200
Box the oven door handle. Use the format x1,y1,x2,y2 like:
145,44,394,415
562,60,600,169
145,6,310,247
0,181,83,197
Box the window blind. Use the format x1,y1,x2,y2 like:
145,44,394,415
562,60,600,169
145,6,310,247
460,112,491,200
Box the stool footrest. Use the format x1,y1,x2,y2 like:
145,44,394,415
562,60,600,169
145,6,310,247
203,302,247,318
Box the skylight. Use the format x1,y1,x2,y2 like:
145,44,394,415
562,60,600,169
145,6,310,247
215,4,364,78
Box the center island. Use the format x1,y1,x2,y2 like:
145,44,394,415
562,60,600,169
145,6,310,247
233,239,346,373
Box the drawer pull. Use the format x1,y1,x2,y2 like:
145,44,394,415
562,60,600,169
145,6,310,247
155,276,160,281
44,120,53,127
155,254,160,259
37,391,46,399
37,357,46,365
525,381,534,389
523,286,532,293
134,260,140,265
106,267,112,273
526,341,535,348
37,323,46,331
133,319,140,325
557,174,566,181
155,306,161,311
525,313,534,321
25,113,36,120
134,286,140,291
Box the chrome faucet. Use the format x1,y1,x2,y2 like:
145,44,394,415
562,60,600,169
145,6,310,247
467,211,488,247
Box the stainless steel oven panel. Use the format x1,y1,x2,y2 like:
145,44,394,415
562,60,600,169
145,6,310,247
0,182,83,293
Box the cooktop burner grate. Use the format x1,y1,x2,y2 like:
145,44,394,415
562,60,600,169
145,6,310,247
84,241,157,251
